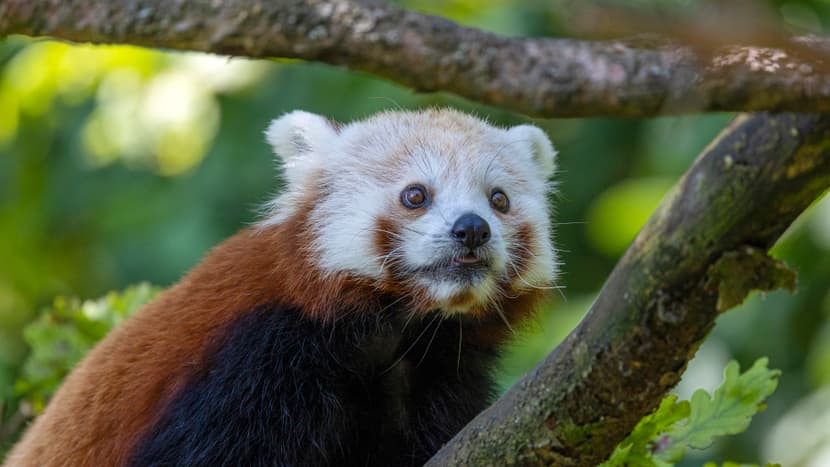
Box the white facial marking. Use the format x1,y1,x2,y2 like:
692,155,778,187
262,108,558,312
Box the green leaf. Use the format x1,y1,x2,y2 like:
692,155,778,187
655,358,781,462
603,359,780,467
703,463,781,467
600,395,689,467
15,283,158,412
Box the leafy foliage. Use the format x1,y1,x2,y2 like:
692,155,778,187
0,284,156,455
702,463,781,467
602,359,781,467
602,395,691,467
15,283,157,413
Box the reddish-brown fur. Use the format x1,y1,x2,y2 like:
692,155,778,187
4,207,376,466
6,207,544,467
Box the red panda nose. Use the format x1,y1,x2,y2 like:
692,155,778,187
451,213,491,249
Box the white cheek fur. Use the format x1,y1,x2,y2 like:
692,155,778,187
309,183,389,280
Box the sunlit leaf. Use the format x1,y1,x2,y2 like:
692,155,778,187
603,359,780,467
601,395,689,467
16,284,158,412
656,359,781,462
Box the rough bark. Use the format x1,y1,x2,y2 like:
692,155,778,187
427,112,830,466
3,0,830,117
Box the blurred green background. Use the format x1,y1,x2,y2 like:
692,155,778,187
3,0,830,465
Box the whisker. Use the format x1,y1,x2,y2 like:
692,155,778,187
379,245,405,274
400,308,419,334
381,312,442,375
369,228,407,239
483,151,500,182
507,261,567,300
379,294,408,314
367,96,404,111
397,225,431,236
493,303,516,337
416,317,444,368
456,319,463,377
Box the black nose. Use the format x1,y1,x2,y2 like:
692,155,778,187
451,213,491,249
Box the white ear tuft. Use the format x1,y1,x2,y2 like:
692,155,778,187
506,124,557,178
265,111,339,186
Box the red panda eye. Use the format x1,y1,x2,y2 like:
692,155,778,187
490,190,510,213
401,185,429,209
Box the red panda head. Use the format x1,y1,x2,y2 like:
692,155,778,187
263,108,557,316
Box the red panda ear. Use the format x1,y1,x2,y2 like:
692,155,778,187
265,111,339,187
505,124,557,178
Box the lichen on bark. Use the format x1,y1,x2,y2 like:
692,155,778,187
705,246,797,312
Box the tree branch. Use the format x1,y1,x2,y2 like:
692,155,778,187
3,0,830,117
426,112,830,465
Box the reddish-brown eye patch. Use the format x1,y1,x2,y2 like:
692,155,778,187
490,190,510,213
401,185,429,209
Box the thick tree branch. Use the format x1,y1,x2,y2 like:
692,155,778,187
3,0,830,117
427,113,830,466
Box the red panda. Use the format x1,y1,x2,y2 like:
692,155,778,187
4,108,558,466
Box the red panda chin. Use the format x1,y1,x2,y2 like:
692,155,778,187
410,274,497,315
415,260,492,284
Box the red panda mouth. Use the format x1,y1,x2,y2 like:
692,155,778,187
452,254,481,266
416,253,492,284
